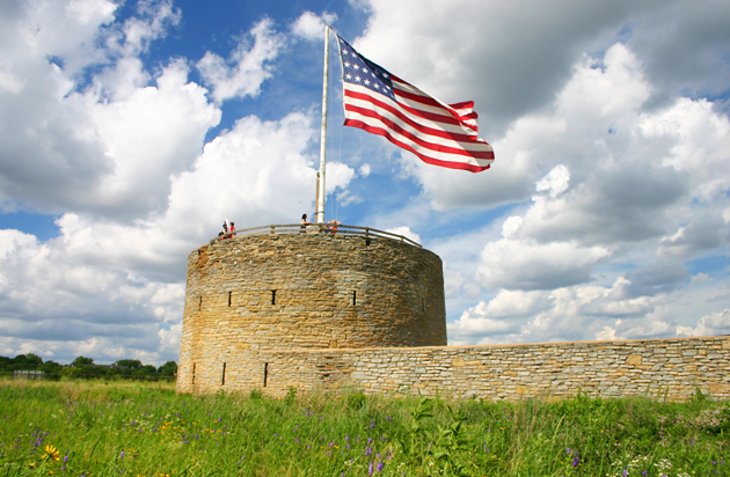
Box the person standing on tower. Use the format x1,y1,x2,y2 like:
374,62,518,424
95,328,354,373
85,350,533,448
300,214,309,233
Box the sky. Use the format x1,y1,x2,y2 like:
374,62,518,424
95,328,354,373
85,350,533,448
1,0,729,366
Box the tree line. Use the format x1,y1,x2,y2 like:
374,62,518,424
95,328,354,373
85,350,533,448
0,353,177,381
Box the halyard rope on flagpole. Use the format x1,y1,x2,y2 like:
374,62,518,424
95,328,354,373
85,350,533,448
315,25,330,224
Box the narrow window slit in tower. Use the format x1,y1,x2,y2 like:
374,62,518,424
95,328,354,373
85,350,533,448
192,363,196,385
263,362,269,387
422,299,425,312
228,291,232,307
198,296,202,311
352,290,357,306
221,362,226,386
271,290,276,305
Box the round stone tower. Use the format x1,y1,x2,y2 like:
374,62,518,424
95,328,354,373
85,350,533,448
176,227,446,394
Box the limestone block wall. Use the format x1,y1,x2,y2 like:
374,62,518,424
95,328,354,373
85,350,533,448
190,336,729,401
177,233,447,394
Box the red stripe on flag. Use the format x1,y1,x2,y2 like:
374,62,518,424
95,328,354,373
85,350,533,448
344,103,493,159
344,119,492,172
344,88,482,143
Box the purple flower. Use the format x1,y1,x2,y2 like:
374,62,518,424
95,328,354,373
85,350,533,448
119,450,125,459
368,461,374,475
369,420,376,429
623,469,629,477
365,446,373,456
641,471,647,476
571,455,580,467
377,461,384,473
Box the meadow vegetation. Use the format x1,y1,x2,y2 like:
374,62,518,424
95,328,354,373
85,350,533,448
0,380,727,476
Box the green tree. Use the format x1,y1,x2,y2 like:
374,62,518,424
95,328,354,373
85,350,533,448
40,360,63,380
11,353,43,370
66,356,108,379
71,356,94,367
136,364,157,379
114,359,142,369
112,359,142,378
0,356,12,374
157,361,178,378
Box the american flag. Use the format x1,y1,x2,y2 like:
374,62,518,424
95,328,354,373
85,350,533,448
336,35,494,173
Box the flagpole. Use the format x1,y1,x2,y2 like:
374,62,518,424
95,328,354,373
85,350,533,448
315,25,330,224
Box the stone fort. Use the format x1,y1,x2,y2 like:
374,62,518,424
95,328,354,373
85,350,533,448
176,225,729,400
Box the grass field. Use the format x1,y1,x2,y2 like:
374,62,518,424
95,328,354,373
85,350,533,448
0,380,727,476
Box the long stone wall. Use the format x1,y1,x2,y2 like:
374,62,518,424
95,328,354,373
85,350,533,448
198,336,730,401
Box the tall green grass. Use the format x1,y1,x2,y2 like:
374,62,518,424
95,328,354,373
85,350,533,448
0,380,727,476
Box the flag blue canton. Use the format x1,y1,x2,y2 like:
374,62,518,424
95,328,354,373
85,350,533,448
337,37,395,101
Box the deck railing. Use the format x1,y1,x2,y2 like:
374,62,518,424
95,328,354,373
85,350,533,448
218,223,422,248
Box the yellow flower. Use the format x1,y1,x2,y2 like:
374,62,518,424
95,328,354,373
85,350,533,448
42,444,60,462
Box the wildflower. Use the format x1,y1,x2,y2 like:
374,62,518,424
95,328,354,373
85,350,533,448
365,446,373,456
42,445,61,462
377,461,384,472
368,461,374,475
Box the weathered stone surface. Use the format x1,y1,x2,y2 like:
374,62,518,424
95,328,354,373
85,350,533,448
176,234,730,402
177,233,446,394
240,337,728,402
